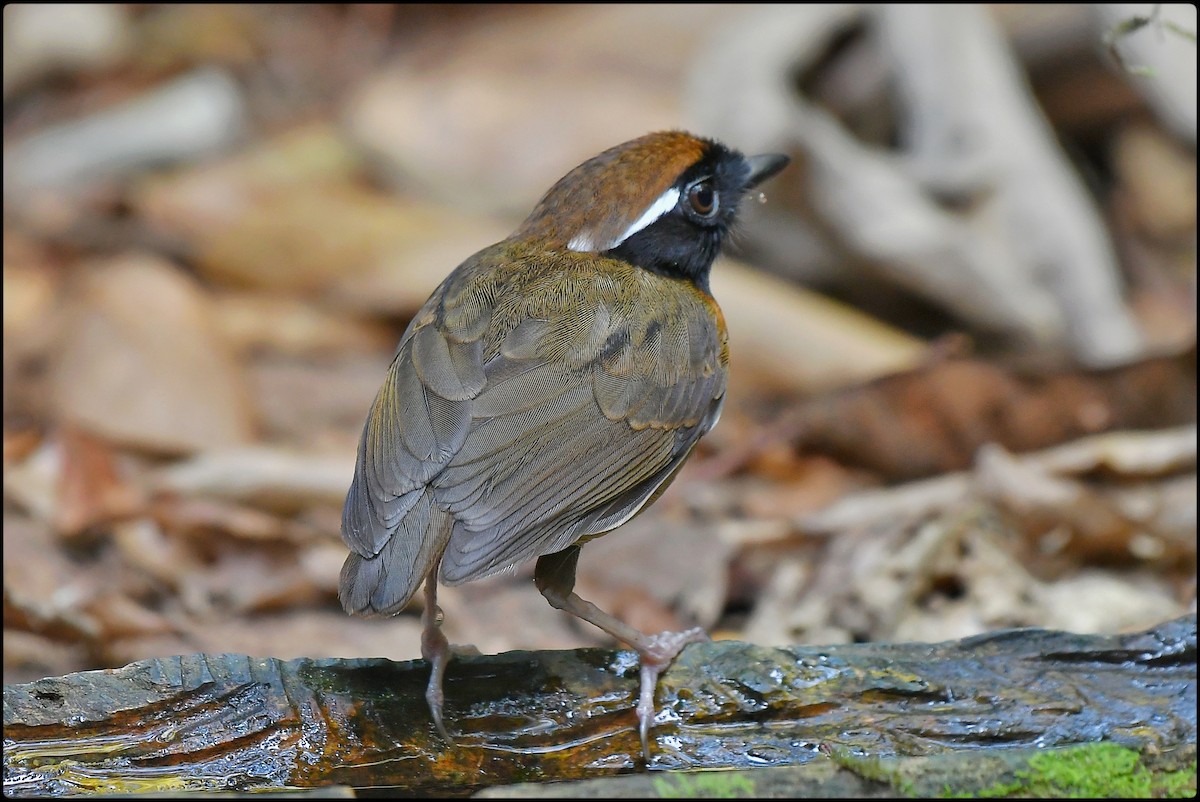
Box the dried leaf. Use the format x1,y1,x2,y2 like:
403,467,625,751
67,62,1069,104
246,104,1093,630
151,446,354,513
790,349,1195,481
52,254,255,455
55,425,144,537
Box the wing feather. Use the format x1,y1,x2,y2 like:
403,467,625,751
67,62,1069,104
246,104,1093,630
438,281,725,583
341,489,451,615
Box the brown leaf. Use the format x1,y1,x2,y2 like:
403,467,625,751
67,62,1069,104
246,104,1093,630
134,125,510,315
52,254,255,455
783,428,1195,645
150,445,354,513
977,438,1197,573
174,541,336,616
790,347,1196,481
110,518,198,591
1113,121,1198,241
738,456,870,521
151,495,290,543
2,516,95,641
3,241,64,431
211,292,394,356
245,352,389,449
55,425,144,537
79,591,177,641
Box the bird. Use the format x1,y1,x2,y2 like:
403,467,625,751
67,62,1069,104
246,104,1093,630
338,130,789,761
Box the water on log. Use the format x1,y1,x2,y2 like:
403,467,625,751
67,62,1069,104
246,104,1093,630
3,615,1195,797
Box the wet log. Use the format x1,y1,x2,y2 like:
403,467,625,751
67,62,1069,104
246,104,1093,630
4,615,1195,797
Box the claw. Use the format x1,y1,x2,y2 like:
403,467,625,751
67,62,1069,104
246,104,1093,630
634,627,709,764
425,667,453,743
422,619,456,743
636,660,659,762
420,569,457,744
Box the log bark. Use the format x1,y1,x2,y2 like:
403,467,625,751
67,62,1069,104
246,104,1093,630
4,616,1195,797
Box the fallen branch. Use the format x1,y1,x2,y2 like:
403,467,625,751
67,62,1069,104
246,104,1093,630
4,616,1194,796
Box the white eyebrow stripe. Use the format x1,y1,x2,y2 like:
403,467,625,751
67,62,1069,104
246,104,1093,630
613,186,679,247
567,232,594,251
566,186,680,253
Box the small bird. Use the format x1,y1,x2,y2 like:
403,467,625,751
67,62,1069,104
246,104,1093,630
339,130,789,760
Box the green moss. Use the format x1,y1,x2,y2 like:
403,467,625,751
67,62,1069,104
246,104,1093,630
824,745,910,791
1156,767,1197,798
945,743,1197,798
942,778,1025,798
652,770,757,798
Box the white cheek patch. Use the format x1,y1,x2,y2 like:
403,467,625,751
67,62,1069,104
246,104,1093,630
567,186,680,253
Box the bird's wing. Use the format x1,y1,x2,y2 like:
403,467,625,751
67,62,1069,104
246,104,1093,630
339,255,726,614
339,267,490,614
435,272,727,585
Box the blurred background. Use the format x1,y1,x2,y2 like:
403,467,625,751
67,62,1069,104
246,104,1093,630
3,4,1195,686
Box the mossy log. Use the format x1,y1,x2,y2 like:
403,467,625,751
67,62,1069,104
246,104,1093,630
4,615,1195,797
476,742,1197,798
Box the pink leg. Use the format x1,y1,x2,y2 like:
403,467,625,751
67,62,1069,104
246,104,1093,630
421,566,454,742
535,547,708,762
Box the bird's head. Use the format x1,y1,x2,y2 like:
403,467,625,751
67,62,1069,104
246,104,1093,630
512,131,789,291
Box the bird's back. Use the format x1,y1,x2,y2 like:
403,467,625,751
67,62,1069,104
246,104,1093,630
339,243,727,616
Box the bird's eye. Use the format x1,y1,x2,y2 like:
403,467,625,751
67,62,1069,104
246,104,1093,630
687,180,718,218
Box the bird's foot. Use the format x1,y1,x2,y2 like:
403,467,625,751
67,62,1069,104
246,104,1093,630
421,619,454,743
423,631,482,743
635,627,709,764
425,677,453,743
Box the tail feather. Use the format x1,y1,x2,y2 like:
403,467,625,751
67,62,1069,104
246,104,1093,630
338,489,452,616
